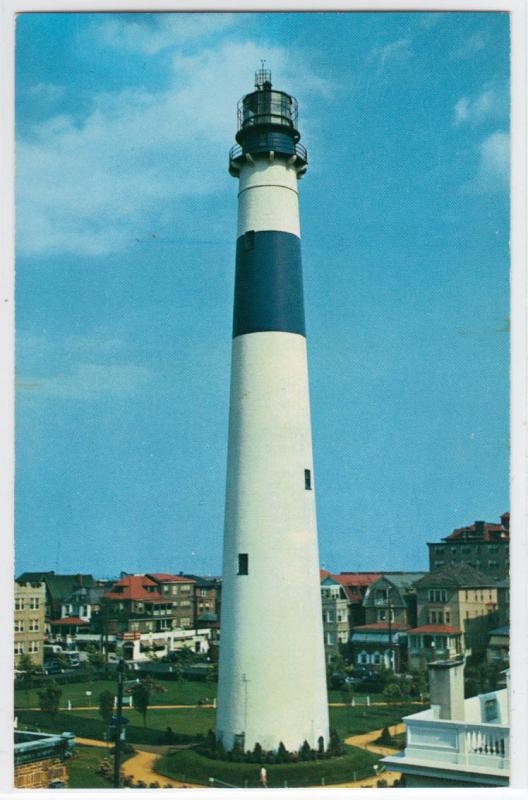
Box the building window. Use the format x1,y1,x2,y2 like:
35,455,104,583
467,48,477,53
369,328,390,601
445,611,450,624
244,230,255,250
326,633,335,646
304,469,312,490
14,620,24,633
29,619,39,632
29,641,39,653
15,597,24,611
14,642,24,655
29,597,40,610
180,617,191,626
358,652,369,665
428,589,447,603
489,561,499,569
372,652,382,665
434,561,445,568
238,553,248,575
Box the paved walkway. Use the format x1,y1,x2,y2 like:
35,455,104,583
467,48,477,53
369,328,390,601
73,723,404,789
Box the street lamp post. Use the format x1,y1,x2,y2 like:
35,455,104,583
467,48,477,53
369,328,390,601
113,658,125,789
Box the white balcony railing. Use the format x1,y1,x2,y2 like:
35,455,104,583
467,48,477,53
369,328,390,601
402,712,509,775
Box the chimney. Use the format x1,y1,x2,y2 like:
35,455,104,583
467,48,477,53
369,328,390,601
474,520,485,538
428,658,465,721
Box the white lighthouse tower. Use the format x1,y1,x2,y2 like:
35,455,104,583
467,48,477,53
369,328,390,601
215,69,329,754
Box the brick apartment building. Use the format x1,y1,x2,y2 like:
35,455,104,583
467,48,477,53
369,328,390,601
427,513,510,580
14,581,46,668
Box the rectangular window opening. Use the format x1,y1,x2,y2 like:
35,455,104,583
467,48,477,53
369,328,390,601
238,553,248,575
244,230,255,251
304,469,312,491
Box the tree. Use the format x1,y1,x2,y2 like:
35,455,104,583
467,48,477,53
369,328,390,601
328,728,344,756
87,645,106,670
37,680,62,717
131,683,150,728
277,741,289,763
18,654,40,708
98,689,115,739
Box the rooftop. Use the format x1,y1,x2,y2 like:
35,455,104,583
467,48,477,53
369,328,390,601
414,562,497,589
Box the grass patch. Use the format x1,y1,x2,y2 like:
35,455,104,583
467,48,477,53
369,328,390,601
68,745,132,789
155,744,378,788
329,702,425,738
17,709,208,747
15,677,217,710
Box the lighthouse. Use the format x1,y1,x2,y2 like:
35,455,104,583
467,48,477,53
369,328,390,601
216,69,329,754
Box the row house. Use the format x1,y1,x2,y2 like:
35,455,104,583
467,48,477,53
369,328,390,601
350,572,425,672
16,572,95,621
320,572,381,664
407,563,499,669
14,581,46,668
427,513,510,580
88,573,196,659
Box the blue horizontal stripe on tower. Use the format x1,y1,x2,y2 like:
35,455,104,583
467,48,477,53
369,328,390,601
233,230,306,338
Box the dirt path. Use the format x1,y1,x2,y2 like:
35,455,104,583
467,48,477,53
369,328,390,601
322,723,404,788
123,750,203,788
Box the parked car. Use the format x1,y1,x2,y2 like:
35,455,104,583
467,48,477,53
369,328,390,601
43,660,64,674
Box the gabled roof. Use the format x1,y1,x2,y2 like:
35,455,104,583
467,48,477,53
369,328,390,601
414,563,497,589
49,617,89,626
103,575,164,602
321,571,382,602
16,572,95,600
146,573,195,584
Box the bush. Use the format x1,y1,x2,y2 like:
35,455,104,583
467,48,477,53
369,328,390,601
377,726,394,746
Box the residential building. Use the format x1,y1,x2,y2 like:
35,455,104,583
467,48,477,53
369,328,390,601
486,626,509,664
16,572,95,621
320,574,352,663
495,578,510,626
146,573,196,628
382,660,509,787
427,513,509,580
350,622,410,671
407,564,499,669
181,574,221,627
320,571,381,663
348,573,424,672
14,730,75,789
14,581,46,668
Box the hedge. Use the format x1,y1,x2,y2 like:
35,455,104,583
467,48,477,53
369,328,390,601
155,745,379,788
16,711,202,746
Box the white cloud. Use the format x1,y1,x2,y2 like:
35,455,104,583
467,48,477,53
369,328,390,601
16,363,152,399
454,81,508,126
462,130,509,194
96,13,238,55
367,36,413,70
27,82,65,101
450,30,488,60
16,25,331,258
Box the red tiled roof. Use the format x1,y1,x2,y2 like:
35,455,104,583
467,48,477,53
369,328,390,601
103,575,163,601
337,573,383,586
50,617,89,626
147,573,195,583
406,625,461,635
443,515,509,542
352,622,410,632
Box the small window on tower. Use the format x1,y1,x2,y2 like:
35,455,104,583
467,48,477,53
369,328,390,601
238,553,249,575
305,469,312,490
244,230,255,250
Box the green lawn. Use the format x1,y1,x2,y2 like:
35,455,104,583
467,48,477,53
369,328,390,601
329,703,424,738
155,745,379,788
68,745,133,789
68,706,216,734
15,677,217,710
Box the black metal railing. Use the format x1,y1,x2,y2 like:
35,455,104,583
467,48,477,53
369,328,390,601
229,142,307,163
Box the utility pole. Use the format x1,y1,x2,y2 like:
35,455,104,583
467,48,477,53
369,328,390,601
387,597,393,671
113,657,125,788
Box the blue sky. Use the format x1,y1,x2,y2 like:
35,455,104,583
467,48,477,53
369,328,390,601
15,11,510,578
